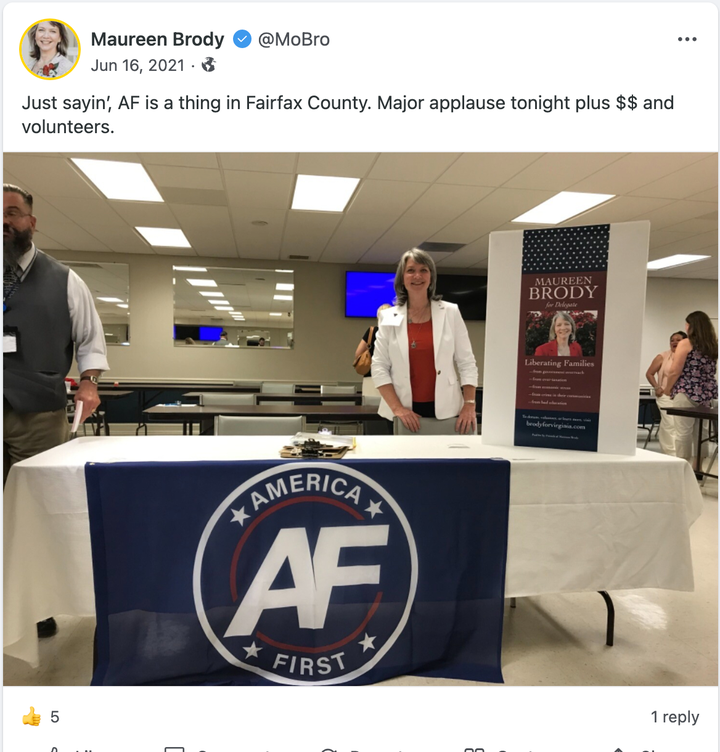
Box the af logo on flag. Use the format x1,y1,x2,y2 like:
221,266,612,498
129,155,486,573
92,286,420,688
193,462,418,685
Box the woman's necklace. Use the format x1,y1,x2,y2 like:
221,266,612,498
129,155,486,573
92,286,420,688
408,303,430,349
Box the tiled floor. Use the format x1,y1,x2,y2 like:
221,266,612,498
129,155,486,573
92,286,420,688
4,435,717,687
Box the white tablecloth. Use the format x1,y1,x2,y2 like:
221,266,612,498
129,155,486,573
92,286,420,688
4,436,703,666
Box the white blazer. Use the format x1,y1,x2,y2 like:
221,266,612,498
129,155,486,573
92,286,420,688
372,300,478,421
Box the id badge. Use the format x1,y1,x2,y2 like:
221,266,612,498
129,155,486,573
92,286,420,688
3,331,18,354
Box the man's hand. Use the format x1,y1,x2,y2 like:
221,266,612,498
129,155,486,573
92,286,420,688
74,381,100,423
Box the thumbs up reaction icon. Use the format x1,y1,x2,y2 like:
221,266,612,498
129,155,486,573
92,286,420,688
22,707,41,726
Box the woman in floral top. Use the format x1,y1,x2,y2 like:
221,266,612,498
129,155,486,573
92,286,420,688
665,310,718,466
27,21,73,78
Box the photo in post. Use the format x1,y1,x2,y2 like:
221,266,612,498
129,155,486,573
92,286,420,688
2,152,716,691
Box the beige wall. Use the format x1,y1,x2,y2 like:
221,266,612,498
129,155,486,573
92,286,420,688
641,277,718,383
53,249,487,383
54,249,715,386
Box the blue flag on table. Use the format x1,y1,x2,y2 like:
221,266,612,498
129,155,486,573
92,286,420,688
86,458,510,685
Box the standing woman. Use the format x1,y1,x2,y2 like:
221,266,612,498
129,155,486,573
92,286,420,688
645,330,687,455
372,249,478,434
665,311,718,467
354,303,392,399
27,21,73,77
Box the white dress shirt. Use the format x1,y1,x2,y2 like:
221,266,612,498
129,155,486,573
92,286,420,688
16,245,110,374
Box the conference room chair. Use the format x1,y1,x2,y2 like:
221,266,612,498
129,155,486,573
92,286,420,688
393,416,478,436
260,382,295,394
198,393,256,406
362,395,381,407
638,400,661,449
317,384,362,435
215,415,304,436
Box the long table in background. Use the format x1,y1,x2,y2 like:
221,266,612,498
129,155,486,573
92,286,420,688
143,403,385,434
184,392,363,404
81,382,357,433
3,435,703,667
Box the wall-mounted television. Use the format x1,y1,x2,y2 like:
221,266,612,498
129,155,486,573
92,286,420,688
345,271,487,320
173,325,225,341
345,271,395,318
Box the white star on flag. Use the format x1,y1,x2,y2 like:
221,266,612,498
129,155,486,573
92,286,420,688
243,641,263,658
231,506,250,526
358,633,376,652
365,499,383,518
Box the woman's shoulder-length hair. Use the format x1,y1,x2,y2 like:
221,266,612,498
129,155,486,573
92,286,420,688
27,21,69,60
393,248,443,307
547,311,577,342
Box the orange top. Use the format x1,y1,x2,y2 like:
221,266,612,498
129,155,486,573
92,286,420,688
408,320,436,402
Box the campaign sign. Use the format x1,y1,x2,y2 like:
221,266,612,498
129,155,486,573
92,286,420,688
86,458,510,686
515,225,609,451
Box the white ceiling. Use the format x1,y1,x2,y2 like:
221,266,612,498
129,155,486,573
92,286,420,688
3,152,718,279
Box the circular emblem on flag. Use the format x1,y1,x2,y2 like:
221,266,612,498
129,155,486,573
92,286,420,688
193,462,418,685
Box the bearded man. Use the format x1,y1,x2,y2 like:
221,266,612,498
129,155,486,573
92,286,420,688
4,183,109,637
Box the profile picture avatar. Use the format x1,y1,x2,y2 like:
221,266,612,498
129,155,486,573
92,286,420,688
20,19,80,79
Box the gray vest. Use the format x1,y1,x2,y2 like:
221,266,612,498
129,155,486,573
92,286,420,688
4,251,73,413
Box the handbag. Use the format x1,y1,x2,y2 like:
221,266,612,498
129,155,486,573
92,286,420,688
353,327,374,375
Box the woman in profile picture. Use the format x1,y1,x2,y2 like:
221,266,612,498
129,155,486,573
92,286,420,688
27,21,72,77
534,311,583,357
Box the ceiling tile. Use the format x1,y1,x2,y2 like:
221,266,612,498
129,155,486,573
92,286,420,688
368,153,461,182
145,165,223,190
437,188,555,242
298,153,378,177
229,208,286,257
436,153,542,186
3,155,101,199
570,153,709,194
320,214,399,263
219,154,297,172
629,155,719,199
111,201,179,226
348,180,429,216
504,153,626,190
224,170,295,209
142,154,219,168
281,212,343,260
171,204,237,256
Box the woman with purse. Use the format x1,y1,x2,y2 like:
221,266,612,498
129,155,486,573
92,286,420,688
354,303,392,399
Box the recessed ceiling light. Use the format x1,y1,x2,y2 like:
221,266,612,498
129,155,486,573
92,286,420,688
136,227,191,248
276,283,295,291
200,291,223,297
512,192,615,224
97,297,124,303
71,158,163,202
173,265,207,272
291,175,360,212
117,304,129,309
275,269,293,273
187,279,218,287
269,312,282,316
214,306,234,311
274,294,293,301
647,254,710,270
211,300,229,306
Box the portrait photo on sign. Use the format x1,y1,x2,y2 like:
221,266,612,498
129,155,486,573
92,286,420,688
20,19,80,79
525,310,598,357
